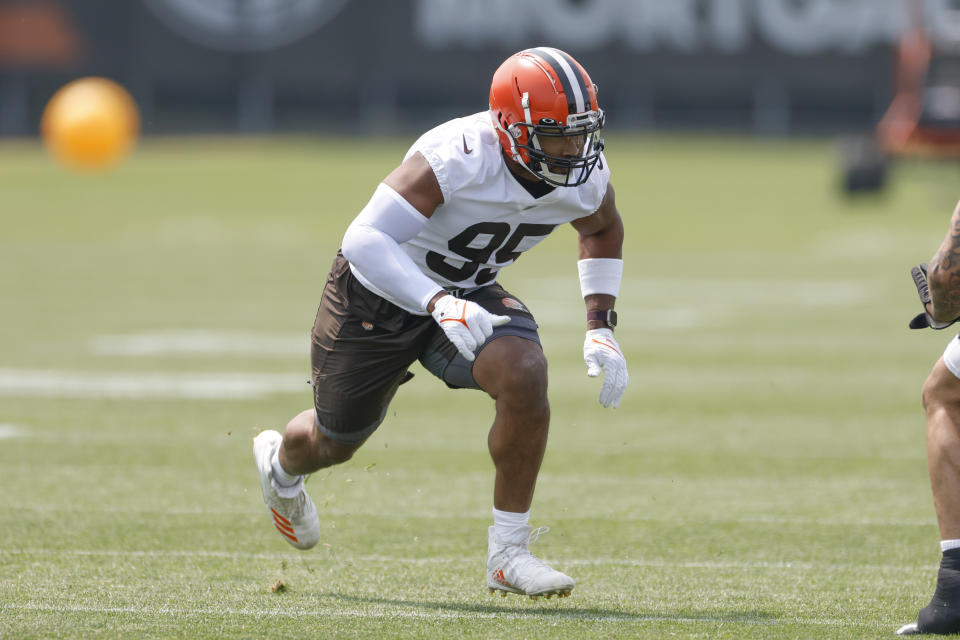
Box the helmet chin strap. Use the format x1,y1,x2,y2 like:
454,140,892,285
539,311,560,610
493,110,543,183
498,92,544,183
517,92,533,166
492,93,528,167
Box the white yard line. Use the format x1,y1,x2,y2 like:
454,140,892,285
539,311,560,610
0,369,307,399
0,549,935,572
89,331,306,357
0,601,868,627
0,423,25,438
531,277,875,330
0,502,936,527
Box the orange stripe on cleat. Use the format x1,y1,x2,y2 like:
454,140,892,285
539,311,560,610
274,523,299,543
491,568,512,587
273,517,295,536
270,507,291,526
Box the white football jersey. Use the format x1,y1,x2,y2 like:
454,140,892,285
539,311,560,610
405,112,609,288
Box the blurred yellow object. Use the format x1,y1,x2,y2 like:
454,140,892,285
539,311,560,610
41,77,140,172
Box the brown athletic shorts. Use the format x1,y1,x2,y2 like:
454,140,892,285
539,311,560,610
310,253,540,443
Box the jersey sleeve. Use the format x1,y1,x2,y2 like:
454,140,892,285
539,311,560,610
581,151,611,214
404,114,495,203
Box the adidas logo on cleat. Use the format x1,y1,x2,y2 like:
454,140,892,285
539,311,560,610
486,525,575,599
253,430,321,550
490,568,511,588
271,507,298,544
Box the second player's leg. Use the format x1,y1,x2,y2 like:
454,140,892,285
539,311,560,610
900,354,960,634
924,357,960,540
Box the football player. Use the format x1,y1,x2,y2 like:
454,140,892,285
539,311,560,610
900,199,960,634
253,47,628,599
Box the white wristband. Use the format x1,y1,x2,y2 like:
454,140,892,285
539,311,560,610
578,258,623,298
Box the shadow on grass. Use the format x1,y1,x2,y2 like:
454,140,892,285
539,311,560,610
320,592,779,625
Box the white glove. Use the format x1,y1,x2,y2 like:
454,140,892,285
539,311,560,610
431,295,511,362
583,328,629,408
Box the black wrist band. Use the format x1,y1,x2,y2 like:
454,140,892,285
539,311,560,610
587,309,617,328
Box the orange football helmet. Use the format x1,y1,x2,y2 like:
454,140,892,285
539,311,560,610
489,47,605,187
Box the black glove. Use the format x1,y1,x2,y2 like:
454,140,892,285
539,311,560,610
910,263,960,329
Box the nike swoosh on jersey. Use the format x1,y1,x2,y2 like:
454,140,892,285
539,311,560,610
462,134,473,154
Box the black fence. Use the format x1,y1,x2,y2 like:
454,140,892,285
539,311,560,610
1,0,957,137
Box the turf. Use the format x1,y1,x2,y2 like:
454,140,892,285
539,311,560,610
0,132,958,638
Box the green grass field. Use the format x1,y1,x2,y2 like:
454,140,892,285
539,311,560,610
1,132,959,638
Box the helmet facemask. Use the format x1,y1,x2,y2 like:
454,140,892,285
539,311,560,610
506,92,605,188
489,48,606,188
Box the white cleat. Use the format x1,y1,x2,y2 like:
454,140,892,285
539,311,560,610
486,525,574,598
253,429,320,550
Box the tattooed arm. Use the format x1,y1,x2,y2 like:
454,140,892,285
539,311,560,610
927,201,960,323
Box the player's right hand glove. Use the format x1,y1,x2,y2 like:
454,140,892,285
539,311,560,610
909,263,960,330
583,328,629,408
431,294,511,362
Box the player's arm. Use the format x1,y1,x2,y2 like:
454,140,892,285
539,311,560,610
927,200,960,321
382,151,444,220
381,153,446,313
570,182,624,327
570,183,628,408
910,200,960,329
341,152,445,313
341,151,508,361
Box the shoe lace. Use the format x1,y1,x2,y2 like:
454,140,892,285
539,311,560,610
527,526,549,544
272,476,308,517
503,527,554,579
287,490,309,519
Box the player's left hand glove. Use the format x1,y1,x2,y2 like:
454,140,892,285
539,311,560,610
583,328,628,408
909,263,960,330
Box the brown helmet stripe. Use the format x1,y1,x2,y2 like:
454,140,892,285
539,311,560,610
526,47,590,116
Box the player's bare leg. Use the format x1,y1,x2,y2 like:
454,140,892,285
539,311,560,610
278,409,365,474
253,410,364,550
474,337,550,513
473,336,574,599
899,358,960,634
924,359,960,542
